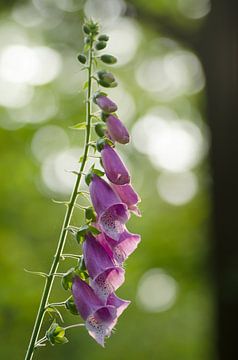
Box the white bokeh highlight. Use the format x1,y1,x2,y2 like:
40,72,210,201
137,268,178,313
157,171,198,206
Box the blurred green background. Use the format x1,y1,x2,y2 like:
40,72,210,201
0,0,213,359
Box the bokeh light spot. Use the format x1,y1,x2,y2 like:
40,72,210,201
157,171,198,206
137,268,178,312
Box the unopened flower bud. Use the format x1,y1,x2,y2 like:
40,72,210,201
95,123,106,137
77,54,87,64
98,34,109,42
100,54,117,65
83,24,90,34
97,71,115,83
95,41,107,50
93,93,117,113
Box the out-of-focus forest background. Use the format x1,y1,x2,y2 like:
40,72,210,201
1,0,237,359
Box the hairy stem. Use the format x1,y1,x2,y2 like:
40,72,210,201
24,40,94,360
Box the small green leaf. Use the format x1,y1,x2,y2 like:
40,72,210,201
83,81,88,90
70,122,86,130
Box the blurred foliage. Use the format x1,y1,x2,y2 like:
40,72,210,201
0,1,213,359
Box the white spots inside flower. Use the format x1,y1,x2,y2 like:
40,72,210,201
86,315,106,346
31,125,69,162
94,274,112,300
135,50,205,99
137,268,178,313
157,171,198,206
132,109,207,173
177,0,211,20
84,0,126,26
113,246,126,265
100,211,124,240
0,45,62,86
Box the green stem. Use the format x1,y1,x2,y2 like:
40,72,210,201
24,40,94,360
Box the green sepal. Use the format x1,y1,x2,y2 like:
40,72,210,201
95,123,106,137
46,322,68,345
65,297,78,315
88,225,101,235
96,138,106,152
75,224,89,244
100,54,117,64
92,90,108,104
92,168,104,177
61,268,75,290
85,172,93,186
101,112,109,122
85,207,97,222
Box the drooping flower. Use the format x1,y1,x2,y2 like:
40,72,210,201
89,174,130,240
72,276,129,346
96,230,141,265
83,233,125,300
101,144,130,185
110,183,141,216
106,114,130,144
94,94,117,113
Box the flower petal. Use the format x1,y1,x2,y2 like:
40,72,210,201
99,203,129,240
101,145,130,185
106,115,130,144
91,267,125,301
72,276,103,320
111,183,141,217
86,305,117,347
106,293,131,317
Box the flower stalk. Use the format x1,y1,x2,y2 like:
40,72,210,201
24,28,94,360
25,19,141,357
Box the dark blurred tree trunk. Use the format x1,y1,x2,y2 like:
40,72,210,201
200,1,238,359
127,0,238,358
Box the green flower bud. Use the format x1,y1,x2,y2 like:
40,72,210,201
100,54,117,64
97,70,115,83
77,54,87,64
95,123,106,137
98,34,109,42
98,80,118,88
85,207,97,221
95,41,107,50
46,323,68,345
82,24,90,35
